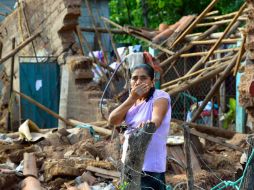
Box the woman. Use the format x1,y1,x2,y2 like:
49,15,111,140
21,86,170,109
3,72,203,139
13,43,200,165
108,63,171,190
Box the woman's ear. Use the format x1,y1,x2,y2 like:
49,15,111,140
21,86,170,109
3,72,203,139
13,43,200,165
152,80,155,87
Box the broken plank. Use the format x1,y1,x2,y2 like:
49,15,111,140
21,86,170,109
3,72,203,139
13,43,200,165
94,172,118,180
171,119,236,139
86,166,120,178
190,129,243,152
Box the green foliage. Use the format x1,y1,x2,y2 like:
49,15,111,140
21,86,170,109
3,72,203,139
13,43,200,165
109,0,245,46
222,98,236,129
117,181,129,190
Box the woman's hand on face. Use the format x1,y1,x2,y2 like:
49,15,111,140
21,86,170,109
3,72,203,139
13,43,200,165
130,83,150,99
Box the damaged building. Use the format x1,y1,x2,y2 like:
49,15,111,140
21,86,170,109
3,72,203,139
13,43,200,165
0,0,254,189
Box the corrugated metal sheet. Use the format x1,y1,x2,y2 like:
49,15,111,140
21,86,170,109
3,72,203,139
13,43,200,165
79,0,110,54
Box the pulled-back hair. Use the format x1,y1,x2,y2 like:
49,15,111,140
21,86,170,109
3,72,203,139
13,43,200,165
131,63,154,80
130,63,155,102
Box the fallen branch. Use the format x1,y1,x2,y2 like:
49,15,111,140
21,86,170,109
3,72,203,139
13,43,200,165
172,119,236,139
13,90,112,135
190,129,243,152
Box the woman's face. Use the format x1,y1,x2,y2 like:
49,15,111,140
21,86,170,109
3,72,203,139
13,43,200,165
130,68,154,89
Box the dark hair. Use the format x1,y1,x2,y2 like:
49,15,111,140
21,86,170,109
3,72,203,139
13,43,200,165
131,63,154,80
130,63,155,102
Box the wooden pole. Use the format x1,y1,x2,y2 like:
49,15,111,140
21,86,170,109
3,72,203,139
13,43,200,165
14,90,112,135
180,47,239,58
160,24,219,68
163,62,227,94
183,125,194,190
69,119,112,136
7,38,15,132
186,20,242,75
191,38,240,45
190,52,240,122
199,3,246,67
0,30,41,64
102,19,121,63
80,27,126,34
84,0,109,65
75,25,86,56
162,61,229,88
13,90,74,126
171,119,236,139
101,17,175,55
196,17,246,27
205,9,247,20
233,32,246,76
204,10,219,16
171,0,219,48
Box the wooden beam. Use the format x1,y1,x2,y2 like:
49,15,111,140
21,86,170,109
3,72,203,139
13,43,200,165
200,3,246,67
84,0,109,65
233,32,246,76
190,129,243,152
171,0,219,48
86,166,120,178
80,27,126,34
204,10,219,16
190,52,240,122
205,9,247,21
0,31,41,64
162,61,229,88
160,24,219,68
180,47,239,58
196,17,246,27
101,17,175,55
164,61,227,95
69,119,112,136
172,119,236,139
183,125,194,189
13,90,74,126
191,38,240,45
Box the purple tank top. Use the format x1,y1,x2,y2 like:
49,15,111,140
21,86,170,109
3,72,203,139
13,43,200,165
122,89,171,172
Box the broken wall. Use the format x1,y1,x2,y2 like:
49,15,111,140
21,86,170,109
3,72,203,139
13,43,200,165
0,0,103,129
239,0,254,122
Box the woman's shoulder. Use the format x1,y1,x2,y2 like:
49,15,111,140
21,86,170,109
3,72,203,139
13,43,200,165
153,89,170,101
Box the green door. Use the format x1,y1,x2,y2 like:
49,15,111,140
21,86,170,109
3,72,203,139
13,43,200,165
19,62,60,128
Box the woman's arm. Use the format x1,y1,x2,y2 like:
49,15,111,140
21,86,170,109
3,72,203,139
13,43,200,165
108,83,150,125
151,98,169,128
108,96,136,125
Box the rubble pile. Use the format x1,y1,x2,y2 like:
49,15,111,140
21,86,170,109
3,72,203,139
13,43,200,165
0,121,249,190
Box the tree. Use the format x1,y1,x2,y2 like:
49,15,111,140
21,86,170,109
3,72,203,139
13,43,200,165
109,0,244,45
